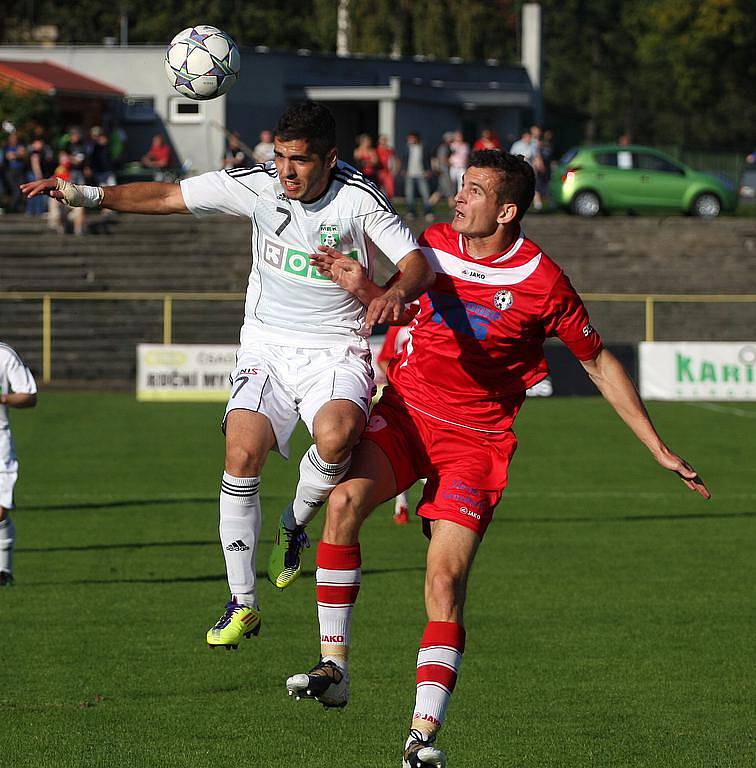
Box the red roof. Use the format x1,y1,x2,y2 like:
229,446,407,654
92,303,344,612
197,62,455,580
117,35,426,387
0,59,124,97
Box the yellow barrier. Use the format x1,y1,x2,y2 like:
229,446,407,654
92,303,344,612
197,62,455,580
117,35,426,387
1,291,754,383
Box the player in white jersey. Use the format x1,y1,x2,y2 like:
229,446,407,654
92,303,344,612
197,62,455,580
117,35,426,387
22,102,433,645
0,342,38,587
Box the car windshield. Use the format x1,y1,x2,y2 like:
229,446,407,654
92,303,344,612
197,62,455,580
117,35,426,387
558,148,578,165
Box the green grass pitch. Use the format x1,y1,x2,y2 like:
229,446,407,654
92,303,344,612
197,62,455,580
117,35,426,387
1,392,753,767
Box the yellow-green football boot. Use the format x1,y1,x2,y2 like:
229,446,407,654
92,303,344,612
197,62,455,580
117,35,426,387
267,505,311,590
206,600,261,649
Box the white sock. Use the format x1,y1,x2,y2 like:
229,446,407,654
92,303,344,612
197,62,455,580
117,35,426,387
292,446,351,526
219,473,261,607
0,517,15,574
394,491,409,515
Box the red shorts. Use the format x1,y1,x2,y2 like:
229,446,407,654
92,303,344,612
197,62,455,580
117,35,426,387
362,387,520,538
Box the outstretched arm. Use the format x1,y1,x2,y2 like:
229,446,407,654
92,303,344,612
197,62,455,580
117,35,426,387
20,177,188,214
581,348,710,498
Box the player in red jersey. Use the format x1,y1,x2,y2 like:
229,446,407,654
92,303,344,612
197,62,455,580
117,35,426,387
286,150,710,767
376,325,414,524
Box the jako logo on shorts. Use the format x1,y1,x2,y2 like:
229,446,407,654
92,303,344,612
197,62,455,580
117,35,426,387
263,237,359,282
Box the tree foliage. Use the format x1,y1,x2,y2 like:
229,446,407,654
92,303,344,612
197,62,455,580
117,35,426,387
541,0,756,147
0,85,56,136
1,0,753,148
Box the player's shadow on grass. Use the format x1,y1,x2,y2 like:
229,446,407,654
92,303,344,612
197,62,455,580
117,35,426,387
19,539,228,554
25,566,425,587
494,511,754,524
25,497,218,512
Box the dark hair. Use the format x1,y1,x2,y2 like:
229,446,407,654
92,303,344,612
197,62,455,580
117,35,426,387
468,149,535,221
275,102,336,157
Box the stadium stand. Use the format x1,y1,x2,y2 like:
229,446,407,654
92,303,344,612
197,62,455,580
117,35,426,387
0,213,754,383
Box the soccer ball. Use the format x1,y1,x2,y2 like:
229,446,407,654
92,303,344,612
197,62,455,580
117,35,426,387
164,25,240,100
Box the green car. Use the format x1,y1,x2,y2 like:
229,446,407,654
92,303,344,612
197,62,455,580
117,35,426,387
550,144,737,217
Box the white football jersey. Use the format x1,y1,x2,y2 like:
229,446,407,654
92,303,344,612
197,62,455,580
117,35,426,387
180,161,419,347
0,343,37,470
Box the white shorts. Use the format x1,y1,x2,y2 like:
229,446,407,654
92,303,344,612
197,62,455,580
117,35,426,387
222,341,375,458
0,471,17,510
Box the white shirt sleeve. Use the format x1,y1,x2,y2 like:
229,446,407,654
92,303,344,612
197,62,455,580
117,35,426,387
362,208,419,265
180,170,260,218
5,353,37,395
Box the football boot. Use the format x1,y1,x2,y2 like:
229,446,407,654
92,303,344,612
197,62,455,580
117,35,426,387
402,729,446,768
267,505,310,589
286,659,349,709
206,600,261,649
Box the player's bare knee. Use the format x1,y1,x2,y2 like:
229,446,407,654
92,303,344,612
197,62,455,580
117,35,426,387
224,443,264,476
314,424,360,464
425,569,465,621
323,485,363,543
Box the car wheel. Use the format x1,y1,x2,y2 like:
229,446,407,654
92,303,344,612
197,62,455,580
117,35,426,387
571,190,601,217
692,193,721,218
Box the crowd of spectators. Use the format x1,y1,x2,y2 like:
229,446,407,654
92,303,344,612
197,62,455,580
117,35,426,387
348,124,555,218
219,124,555,220
4,120,556,232
0,123,128,233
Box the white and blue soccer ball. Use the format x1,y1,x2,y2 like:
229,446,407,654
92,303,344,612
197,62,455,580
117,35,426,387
164,25,240,100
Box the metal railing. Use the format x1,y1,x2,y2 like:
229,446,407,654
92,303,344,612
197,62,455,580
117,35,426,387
1,291,755,383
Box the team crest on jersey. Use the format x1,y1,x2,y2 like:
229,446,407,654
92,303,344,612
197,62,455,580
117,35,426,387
320,224,341,248
493,290,514,311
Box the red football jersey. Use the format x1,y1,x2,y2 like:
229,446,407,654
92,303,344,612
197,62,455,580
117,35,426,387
387,223,602,431
377,325,412,367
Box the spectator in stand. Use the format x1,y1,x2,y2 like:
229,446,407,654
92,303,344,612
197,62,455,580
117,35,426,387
530,125,546,211
26,132,55,216
253,129,275,163
509,130,535,162
62,127,88,184
141,134,172,179
87,127,118,223
88,127,117,188
401,131,433,222
376,134,397,200
430,132,455,208
473,128,502,151
48,151,85,236
449,130,470,193
3,132,28,213
536,129,555,208
511,128,548,209
108,123,127,169
223,131,253,169
353,133,379,181
0,149,7,212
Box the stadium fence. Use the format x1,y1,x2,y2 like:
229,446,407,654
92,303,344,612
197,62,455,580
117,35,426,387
1,291,755,383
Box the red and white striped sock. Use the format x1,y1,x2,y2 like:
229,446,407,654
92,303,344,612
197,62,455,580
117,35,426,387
316,541,361,672
411,621,466,734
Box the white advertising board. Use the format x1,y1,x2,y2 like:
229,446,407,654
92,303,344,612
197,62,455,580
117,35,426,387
137,344,237,401
639,342,756,400
137,339,555,403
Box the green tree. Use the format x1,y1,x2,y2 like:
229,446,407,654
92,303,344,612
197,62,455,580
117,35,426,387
0,85,56,139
